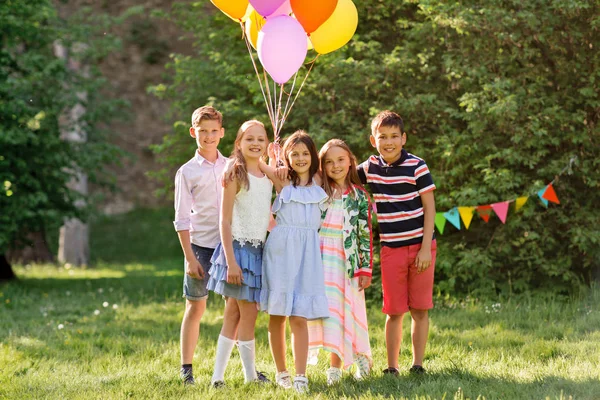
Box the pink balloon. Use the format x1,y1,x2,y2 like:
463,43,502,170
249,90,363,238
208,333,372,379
250,0,286,17
266,0,292,17
258,15,307,84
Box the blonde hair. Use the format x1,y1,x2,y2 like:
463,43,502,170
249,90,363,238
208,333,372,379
231,120,267,191
319,139,363,199
191,105,223,128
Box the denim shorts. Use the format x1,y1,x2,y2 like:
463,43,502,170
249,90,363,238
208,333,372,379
182,244,215,301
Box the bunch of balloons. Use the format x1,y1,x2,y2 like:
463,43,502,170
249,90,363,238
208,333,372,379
210,0,358,139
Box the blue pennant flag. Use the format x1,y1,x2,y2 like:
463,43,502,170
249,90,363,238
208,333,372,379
444,207,461,230
537,187,549,207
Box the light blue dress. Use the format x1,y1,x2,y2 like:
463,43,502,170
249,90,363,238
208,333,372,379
260,183,330,320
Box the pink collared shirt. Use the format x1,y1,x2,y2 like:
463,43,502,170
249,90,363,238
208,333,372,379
173,150,227,248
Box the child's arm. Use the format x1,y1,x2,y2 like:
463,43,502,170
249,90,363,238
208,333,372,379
259,160,286,193
416,190,436,273
355,189,373,290
174,170,204,279
220,179,243,285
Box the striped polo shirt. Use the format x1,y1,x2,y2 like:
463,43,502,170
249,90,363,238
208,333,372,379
358,149,436,248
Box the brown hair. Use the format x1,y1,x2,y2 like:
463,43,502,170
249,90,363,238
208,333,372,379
231,120,268,191
319,139,363,199
282,130,319,187
370,110,404,135
191,105,223,128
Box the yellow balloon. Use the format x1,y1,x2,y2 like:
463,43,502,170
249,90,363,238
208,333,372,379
211,0,251,22
245,10,266,49
309,0,358,54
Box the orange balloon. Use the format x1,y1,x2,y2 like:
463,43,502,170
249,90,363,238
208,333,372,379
211,0,250,21
290,0,337,34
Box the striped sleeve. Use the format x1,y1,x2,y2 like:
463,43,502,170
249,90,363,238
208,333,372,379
357,161,368,185
415,160,436,194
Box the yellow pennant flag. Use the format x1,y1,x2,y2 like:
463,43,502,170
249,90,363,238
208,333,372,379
458,206,475,230
515,196,528,211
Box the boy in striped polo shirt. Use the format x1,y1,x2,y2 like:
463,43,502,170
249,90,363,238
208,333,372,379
357,110,437,376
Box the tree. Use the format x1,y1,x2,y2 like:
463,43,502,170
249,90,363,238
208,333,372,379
152,0,600,296
0,0,126,274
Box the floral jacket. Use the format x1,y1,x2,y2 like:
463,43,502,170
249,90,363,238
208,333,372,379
322,184,373,278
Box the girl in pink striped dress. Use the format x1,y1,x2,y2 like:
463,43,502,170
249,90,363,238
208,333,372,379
308,139,374,385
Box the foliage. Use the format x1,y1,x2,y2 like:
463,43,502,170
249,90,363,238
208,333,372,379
0,0,128,254
151,0,600,295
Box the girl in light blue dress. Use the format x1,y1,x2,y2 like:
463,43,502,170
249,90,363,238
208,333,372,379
259,131,329,394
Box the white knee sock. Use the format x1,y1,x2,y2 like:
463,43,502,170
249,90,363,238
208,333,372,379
238,339,258,383
212,335,236,383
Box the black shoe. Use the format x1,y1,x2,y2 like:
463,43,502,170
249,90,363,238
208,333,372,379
256,370,271,384
382,367,399,376
180,369,195,385
409,365,426,374
212,380,226,389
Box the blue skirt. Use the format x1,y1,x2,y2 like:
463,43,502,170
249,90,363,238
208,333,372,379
207,240,263,303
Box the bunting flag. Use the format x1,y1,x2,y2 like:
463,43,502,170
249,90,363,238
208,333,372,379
444,208,461,230
458,206,475,230
515,196,528,211
476,205,493,223
491,201,510,224
537,188,549,207
435,212,446,234
542,183,560,204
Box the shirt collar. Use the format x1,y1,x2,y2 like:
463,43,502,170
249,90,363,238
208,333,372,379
378,149,408,167
195,150,226,166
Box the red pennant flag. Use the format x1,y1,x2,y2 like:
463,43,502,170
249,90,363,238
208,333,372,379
476,205,493,223
542,183,560,204
491,201,510,224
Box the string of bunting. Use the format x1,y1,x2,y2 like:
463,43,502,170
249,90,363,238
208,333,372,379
435,156,578,234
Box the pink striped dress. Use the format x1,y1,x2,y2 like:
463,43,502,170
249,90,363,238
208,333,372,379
308,197,372,369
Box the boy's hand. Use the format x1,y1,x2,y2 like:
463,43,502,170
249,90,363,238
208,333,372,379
185,258,205,280
221,159,235,187
358,275,372,291
415,247,432,273
227,263,244,286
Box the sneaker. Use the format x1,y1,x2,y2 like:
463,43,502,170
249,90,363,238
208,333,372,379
354,354,372,380
180,368,195,385
293,375,309,394
409,365,426,374
255,370,271,384
212,380,226,389
326,367,342,386
382,367,400,376
275,371,292,389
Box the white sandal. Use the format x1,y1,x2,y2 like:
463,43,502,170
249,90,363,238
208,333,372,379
326,367,342,385
275,371,292,389
293,375,309,394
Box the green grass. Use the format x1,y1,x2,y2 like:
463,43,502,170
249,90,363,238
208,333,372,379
1,208,599,399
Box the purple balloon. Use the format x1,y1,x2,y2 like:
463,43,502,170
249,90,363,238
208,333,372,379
266,0,292,17
250,0,286,17
258,15,308,84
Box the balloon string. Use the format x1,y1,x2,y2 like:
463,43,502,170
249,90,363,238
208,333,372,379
240,22,275,130
279,70,299,139
275,82,285,140
281,54,320,124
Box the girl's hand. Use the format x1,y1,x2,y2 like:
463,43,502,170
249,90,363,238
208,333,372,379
358,276,372,291
185,257,204,280
415,247,432,273
227,263,244,286
268,142,280,160
274,165,289,181
221,159,235,187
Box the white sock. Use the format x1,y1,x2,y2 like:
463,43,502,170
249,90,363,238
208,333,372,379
211,335,236,383
238,339,258,383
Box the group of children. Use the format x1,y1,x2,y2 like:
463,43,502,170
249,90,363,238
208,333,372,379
173,106,437,393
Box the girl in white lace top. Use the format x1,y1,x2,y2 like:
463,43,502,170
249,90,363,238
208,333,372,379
207,120,273,387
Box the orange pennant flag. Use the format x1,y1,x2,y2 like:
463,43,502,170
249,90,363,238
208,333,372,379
476,205,493,223
542,183,560,204
458,207,475,230
515,196,528,211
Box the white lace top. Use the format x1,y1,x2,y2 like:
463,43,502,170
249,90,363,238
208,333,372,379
231,173,273,247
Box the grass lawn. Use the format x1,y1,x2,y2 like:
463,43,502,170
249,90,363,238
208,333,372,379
1,209,599,399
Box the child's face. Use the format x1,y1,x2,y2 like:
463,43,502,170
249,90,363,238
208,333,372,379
323,146,351,187
287,143,311,175
239,125,267,160
190,119,224,152
370,125,406,164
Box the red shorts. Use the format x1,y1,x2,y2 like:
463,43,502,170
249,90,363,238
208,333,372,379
381,240,436,315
